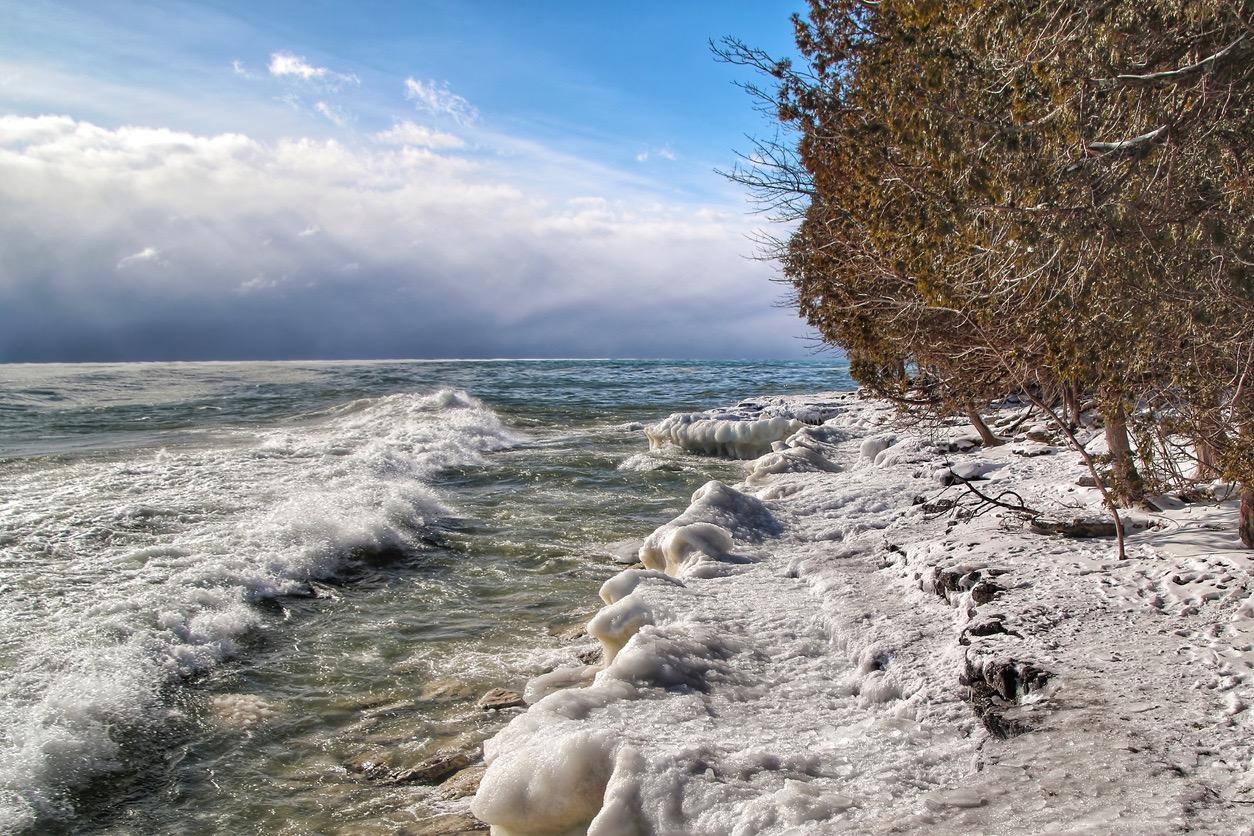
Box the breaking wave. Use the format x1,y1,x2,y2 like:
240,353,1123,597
0,389,518,830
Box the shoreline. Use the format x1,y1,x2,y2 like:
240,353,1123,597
466,391,1252,834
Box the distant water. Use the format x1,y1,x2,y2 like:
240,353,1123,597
0,359,852,833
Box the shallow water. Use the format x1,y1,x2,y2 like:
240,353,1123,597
0,359,851,833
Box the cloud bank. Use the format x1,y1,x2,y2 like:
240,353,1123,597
0,115,808,361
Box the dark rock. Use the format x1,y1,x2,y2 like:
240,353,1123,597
921,498,957,515
477,688,525,711
960,653,1052,738
930,565,1008,604
1025,430,1052,443
1030,517,1151,538
1011,446,1053,458
390,746,481,785
438,765,487,800
574,645,603,665
959,613,1021,646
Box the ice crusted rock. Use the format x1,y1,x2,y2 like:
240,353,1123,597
644,395,849,460
645,413,804,459
471,728,617,836
638,481,777,578
746,446,840,487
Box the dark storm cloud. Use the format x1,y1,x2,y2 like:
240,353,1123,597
0,116,810,361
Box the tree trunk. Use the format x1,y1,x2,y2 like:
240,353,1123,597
1194,435,1222,481
1241,486,1254,549
965,403,1003,447
1103,401,1145,507
1064,383,1082,429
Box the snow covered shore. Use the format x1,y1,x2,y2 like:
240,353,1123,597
472,392,1253,834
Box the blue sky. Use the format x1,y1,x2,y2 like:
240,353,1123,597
0,1,818,361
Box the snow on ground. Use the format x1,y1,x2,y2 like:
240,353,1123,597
472,392,1254,834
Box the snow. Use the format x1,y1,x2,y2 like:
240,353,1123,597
473,391,1254,834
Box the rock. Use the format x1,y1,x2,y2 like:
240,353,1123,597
438,765,487,799
1025,429,1052,443
349,756,394,781
390,746,481,785
920,497,957,515
551,623,587,642
476,687,524,711
960,652,1052,739
407,812,489,835
959,613,1021,646
574,645,603,665
1011,446,1053,457
419,678,476,702
1030,516,1152,538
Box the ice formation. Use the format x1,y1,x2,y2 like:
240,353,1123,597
472,390,1254,834
643,394,847,460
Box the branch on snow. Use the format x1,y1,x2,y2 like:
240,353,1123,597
1087,125,1168,156
1094,36,1248,88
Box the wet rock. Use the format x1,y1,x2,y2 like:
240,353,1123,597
959,613,1022,646
929,565,1008,604
920,498,956,515
361,700,418,719
551,623,587,642
574,645,603,665
407,812,489,835
419,678,476,702
476,688,524,711
390,746,481,785
438,765,487,799
960,652,1052,738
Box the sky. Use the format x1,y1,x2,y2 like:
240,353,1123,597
0,1,818,361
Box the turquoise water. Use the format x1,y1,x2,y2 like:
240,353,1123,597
0,359,851,833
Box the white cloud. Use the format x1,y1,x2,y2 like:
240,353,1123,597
231,60,252,78
373,121,463,149
267,51,359,87
404,78,478,124
115,247,162,270
268,51,326,80
636,145,677,163
0,115,809,361
314,101,347,127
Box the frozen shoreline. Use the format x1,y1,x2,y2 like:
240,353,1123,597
470,391,1253,834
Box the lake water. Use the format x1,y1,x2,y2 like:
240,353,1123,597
0,359,851,833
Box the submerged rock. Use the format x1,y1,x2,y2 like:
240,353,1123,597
390,746,481,785
438,765,488,799
407,812,488,835
476,688,524,711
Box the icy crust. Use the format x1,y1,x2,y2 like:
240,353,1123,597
473,390,1254,834
643,394,847,460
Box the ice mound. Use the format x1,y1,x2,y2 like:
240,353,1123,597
644,394,849,459
638,481,778,578
645,412,804,459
